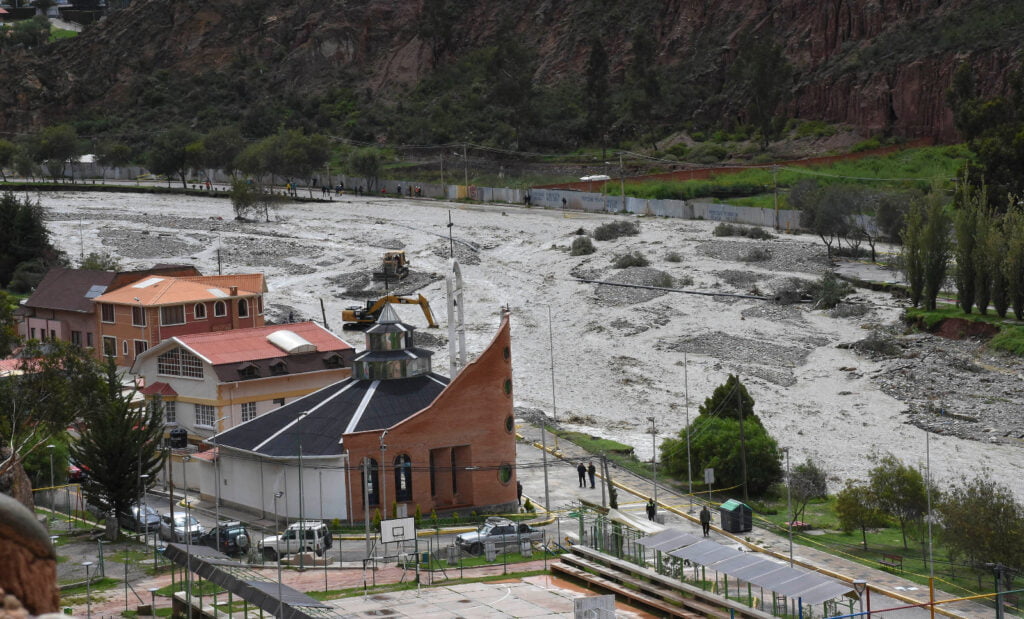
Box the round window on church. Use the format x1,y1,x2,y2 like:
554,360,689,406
497,463,513,484
505,415,514,433
503,378,512,396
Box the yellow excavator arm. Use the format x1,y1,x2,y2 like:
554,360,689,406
342,294,438,330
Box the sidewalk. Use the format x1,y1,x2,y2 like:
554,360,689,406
515,423,993,619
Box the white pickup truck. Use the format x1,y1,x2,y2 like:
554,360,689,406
257,521,332,560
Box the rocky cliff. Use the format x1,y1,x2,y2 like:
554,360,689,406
3,0,1021,142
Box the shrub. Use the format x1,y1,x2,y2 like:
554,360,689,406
831,303,870,318
689,144,729,164
573,227,586,235
613,251,649,268
676,274,694,287
593,220,640,241
832,245,871,258
523,498,535,513
570,236,596,256
812,271,853,309
740,248,772,262
713,222,775,240
665,251,683,262
651,272,674,288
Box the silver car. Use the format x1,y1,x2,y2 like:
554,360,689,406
455,517,543,555
158,513,205,543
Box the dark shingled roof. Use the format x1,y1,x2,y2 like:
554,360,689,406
210,373,450,458
23,268,116,314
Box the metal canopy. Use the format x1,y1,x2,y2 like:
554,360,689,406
163,544,337,619
648,527,853,606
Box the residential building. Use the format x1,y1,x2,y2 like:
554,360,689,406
134,321,355,445
92,273,267,367
204,305,517,522
15,265,201,350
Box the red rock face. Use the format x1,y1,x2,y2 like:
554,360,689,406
0,0,1015,140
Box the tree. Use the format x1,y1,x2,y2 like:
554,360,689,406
94,141,133,183
0,340,106,509
0,140,17,182
789,458,828,524
229,178,280,222
875,191,911,243
901,201,925,306
7,15,51,48
794,181,853,259
974,210,994,315
347,148,384,192
921,197,953,311
937,473,1024,571
146,127,200,188
1005,207,1024,320
835,481,888,550
729,31,794,150
0,192,61,289
953,177,984,313
201,126,245,179
989,217,1011,318
868,454,929,549
30,125,80,182
79,251,121,271
621,31,662,150
72,361,164,540
662,374,781,496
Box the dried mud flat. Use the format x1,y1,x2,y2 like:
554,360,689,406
35,191,1024,499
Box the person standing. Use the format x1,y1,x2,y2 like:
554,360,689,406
577,462,587,488
587,462,596,489
516,480,523,506
646,499,657,521
700,506,712,537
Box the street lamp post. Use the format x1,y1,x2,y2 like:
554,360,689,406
647,417,658,505
209,414,230,552
782,447,793,566
378,431,388,520
273,492,284,619
296,412,308,569
47,444,55,531
83,561,94,619
546,305,559,451
182,454,192,619
148,587,159,617
852,579,867,617
138,473,150,543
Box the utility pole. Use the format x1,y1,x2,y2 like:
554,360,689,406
463,143,469,188
363,459,371,559
772,165,780,231
783,447,793,566
547,304,559,450
684,353,693,512
736,376,749,503
647,417,657,505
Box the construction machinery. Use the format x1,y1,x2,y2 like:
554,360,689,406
342,294,439,330
372,251,410,281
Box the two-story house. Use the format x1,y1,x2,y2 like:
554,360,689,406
92,273,267,367
132,321,355,446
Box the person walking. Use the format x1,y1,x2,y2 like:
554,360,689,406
587,462,596,489
700,506,712,537
646,499,657,521
516,480,523,506
577,462,587,488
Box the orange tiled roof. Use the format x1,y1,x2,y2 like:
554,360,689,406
174,321,353,366
93,274,265,306
140,381,178,397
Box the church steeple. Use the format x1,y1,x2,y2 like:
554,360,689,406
352,304,434,380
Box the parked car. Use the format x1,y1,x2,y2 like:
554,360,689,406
67,462,87,482
257,520,331,560
118,503,161,532
455,517,544,555
200,521,251,556
158,513,205,544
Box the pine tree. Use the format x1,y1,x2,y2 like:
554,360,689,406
901,203,925,307
953,179,982,313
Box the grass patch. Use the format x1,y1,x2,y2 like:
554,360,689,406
61,577,120,598
904,306,1024,355
49,27,77,42
155,579,223,597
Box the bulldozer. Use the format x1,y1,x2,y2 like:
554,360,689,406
342,294,439,331
372,251,410,281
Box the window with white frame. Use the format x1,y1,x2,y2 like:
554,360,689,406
194,303,207,320
134,340,148,358
132,306,147,326
156,347,204,379
238,298,250,318
122,340,129,356
160,305,185,326
100,304,115,323
214,301,227,317
164,400,176,424
241,402,257,422
102,336,117,357
195,404,216,427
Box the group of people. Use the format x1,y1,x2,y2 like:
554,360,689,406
576,461,597,488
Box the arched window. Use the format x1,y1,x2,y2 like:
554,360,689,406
214,301,227,317
361,458,379,507
238,298,250,318
394,455,412,502
194,303,207,320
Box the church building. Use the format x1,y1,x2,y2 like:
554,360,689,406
203,305,517,522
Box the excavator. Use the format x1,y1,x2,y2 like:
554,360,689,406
341,294,439,331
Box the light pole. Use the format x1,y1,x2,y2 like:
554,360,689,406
82,561,93,619
182,454,192,619
378,430,388,520
296,412,308,569
273,491,284,619
273,491,284,535
853,579,867,617
546,304,559,451
47,444,55,530
647,417,658,505
683,352,693,512
209,414,230,552
138,473,150,543
782,447,793,566
148,587,158,616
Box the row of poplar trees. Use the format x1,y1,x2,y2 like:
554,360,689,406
902,178,1024,317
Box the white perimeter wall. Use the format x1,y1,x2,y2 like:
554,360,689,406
214,453,349,522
